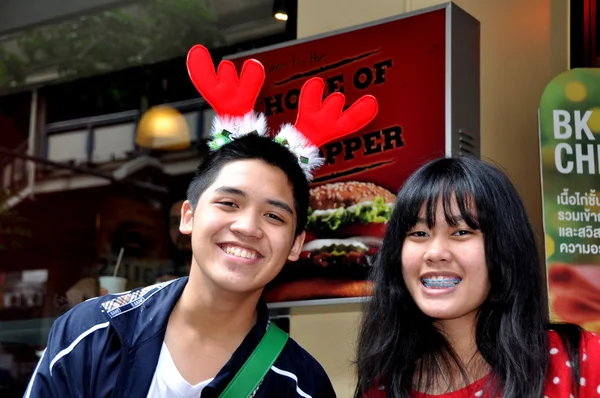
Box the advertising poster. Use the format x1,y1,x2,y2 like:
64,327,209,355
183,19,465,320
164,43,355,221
230,6,474,304
539,68,600,333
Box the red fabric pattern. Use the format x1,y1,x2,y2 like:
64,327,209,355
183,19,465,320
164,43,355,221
363,331,600,397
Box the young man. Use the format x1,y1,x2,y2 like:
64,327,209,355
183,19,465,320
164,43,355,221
24,45,378,397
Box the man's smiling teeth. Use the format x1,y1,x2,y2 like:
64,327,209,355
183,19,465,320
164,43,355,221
222,245,259,259
422,276,462,289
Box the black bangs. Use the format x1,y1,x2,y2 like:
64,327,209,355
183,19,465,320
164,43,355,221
397,158,481,231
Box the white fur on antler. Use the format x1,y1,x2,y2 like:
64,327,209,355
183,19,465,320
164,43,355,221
275,123,324,181
207,111,324,181
213,111,267,138
208,111,268,150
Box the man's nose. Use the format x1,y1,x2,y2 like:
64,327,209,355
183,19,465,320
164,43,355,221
230,211,264,239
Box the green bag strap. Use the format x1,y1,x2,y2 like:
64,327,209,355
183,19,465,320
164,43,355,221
218,323,289,398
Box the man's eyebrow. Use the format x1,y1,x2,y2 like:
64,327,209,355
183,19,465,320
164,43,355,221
214,186,245,197
266,199,294,215
214,186,294,215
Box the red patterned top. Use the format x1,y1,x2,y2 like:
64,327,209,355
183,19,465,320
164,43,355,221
363,331,600,398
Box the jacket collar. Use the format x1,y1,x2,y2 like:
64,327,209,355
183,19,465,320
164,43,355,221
98,276,272,396
98,276,187,347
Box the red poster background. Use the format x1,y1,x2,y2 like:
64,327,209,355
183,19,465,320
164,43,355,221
230,9,448,303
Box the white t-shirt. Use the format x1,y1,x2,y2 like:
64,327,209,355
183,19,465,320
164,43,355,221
146,342,214,398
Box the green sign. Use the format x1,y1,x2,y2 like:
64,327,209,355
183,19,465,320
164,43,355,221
539,68,600,332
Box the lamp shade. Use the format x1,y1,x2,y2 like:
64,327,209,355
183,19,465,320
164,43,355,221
136,106,190,150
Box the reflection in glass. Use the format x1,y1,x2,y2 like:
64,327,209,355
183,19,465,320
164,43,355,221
0,0,285,94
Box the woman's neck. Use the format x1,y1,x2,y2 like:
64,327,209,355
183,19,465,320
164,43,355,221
436,312,479,365
431,311,490,392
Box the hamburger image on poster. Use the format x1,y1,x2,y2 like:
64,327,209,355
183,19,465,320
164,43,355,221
263,181,395,302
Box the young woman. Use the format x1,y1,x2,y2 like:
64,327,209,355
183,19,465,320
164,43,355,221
355,157,600,398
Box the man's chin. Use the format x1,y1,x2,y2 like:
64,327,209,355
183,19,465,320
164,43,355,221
211,272,276,298
190,253,284,298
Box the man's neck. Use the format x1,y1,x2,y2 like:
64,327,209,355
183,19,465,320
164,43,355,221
170,266,261,341
162,267,263,384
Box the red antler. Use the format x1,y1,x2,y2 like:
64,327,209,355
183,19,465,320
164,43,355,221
186,45,265,117
294,78,378,148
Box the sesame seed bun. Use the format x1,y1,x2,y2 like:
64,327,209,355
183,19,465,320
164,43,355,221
309,181,396,210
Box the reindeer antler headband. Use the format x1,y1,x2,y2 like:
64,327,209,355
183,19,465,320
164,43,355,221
186,45,378,180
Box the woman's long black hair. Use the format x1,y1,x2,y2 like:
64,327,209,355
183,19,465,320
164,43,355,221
355,157,582,397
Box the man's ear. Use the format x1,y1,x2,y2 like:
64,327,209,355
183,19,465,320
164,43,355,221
179,200,194,235
287,231,306,262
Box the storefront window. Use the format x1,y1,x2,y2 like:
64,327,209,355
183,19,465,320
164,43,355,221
0,1,296,395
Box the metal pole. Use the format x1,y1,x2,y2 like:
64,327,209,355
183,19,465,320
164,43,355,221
26,89,38,199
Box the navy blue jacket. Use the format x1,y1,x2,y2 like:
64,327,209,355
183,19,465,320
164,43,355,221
24,277,336,397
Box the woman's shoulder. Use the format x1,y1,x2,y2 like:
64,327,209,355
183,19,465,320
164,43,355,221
546,328,600,396
579,331,600,385
547,328,600,363
547,328,600,351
